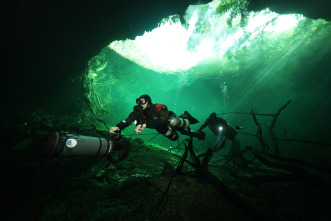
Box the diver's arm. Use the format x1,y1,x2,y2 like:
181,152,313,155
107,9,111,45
116,120,131,131
116,110,137,130
198,119,209,131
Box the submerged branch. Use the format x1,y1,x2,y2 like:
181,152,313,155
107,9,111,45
245,146,331,194
265,153,331,175
277,138,331,147
269,100,291,155
251,109,269,153
184,137,270,220
270,100,291,128
219,112,274,116
239,132,331,147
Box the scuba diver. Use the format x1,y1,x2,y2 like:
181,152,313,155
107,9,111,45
198,112,245,139
198,112,248,167
109,94,205,141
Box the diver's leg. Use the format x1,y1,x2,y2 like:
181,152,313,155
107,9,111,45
228,137,249,167
157,125,179,141
229,137,241,157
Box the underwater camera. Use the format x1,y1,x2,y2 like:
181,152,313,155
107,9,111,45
40,131,130,163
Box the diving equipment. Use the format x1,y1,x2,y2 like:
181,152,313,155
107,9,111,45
169,116,190,129
136,94,152,105
40,132,130,163
160,111,205,141
162,125,179,141
168,111,199,129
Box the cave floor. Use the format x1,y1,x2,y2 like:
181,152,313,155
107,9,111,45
1,133,330,221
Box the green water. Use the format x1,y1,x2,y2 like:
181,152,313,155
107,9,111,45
84,0,331,160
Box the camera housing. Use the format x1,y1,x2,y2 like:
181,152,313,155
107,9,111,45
40,132,130,163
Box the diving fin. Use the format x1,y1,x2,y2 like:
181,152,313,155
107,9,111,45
180,111,199,124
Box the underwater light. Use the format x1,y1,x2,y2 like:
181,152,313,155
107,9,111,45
219,126,223,131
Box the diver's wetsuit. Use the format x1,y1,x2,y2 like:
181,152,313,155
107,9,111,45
116,103,179,140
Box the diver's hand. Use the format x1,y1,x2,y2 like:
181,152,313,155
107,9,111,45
109,127,120,134
135,124,146,134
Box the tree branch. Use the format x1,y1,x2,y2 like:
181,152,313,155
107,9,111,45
269,100,291,155
251,109,270,153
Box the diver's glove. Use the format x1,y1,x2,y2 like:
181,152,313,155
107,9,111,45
135,124,146,134
109,127,120,134
196,130,206,140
